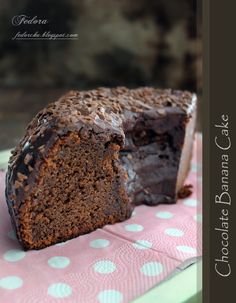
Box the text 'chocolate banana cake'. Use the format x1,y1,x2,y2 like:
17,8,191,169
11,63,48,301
6,87,197,249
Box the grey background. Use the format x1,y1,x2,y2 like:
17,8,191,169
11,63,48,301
0,0,201,150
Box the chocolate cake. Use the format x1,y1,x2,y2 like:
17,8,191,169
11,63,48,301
5,87,196,250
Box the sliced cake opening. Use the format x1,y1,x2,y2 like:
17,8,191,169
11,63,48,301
120,109,187,205
19,132,131,249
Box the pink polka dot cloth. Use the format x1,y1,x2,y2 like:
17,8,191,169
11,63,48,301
0,134,202,303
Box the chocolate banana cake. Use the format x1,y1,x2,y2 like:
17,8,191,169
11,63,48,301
6,87,196,250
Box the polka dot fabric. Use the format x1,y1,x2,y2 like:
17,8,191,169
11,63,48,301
0,135,202,303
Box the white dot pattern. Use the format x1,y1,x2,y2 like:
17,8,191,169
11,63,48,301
141,262,163,277
48,256,70,269
0,276,23,289
90,239,110,248
133,240,152,250
47,283,72,298
3,249,26,262
94,260,116,274
194,214,202,223
183,198,197,207
176,245,197,254
98,289,123,303
156,211,174,219
165,228,184,237
125,224,144,232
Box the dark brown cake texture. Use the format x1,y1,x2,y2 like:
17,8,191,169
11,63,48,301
5,87,196,250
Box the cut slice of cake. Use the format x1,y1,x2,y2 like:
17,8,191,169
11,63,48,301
113,87,197,206
5,87,196,250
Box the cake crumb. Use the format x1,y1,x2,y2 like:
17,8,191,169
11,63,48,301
14,180,23,189
178,184,193,199
24,153,32,165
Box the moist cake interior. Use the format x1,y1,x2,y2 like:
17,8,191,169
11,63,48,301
120,110,187,205
19,132,130,249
